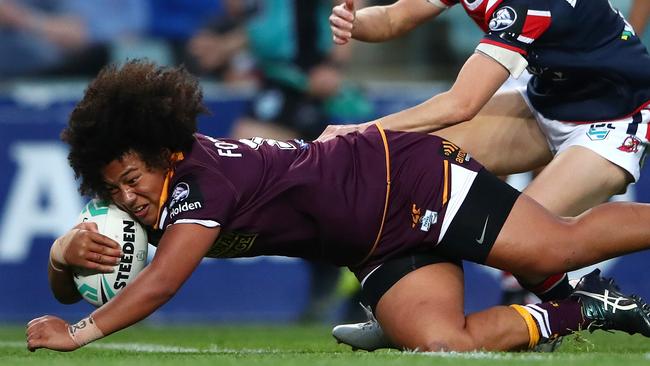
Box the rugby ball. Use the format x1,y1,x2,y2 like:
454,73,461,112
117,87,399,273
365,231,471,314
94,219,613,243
73,199,148,307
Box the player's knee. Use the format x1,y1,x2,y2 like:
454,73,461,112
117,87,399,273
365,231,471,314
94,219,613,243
523,218,581,275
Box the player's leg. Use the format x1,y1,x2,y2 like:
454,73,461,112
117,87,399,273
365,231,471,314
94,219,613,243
511,105,648,288
523,147,629,216
435,89,553,175
366,258,531,351
508,146,630,290
431,168,650,343
486,193,650,278
364,254,648,352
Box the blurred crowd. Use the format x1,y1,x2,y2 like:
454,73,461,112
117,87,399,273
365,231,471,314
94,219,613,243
1,0,647,83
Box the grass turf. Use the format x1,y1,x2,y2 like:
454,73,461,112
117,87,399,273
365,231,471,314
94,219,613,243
1,324,650,366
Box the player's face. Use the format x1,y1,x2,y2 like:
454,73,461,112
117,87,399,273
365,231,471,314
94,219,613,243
102,152,167,227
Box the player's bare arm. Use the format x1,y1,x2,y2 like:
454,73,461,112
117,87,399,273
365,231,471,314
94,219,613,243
378,53,509,133
91,224,219,337
28,223,220,352
330,0,443,44
317,53,509,142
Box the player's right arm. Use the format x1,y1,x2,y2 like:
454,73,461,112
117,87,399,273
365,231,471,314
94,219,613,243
27,223,220,352
48,222,122,304
330,0,445,44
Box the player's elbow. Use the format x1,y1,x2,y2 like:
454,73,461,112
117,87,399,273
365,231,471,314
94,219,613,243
451,106,479,124
447,101,481,126
442,96,482,125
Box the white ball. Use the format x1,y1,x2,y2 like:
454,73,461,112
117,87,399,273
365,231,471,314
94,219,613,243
73,199,148,307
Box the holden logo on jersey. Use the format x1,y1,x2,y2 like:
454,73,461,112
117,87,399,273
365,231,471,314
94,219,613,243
489,6,517,31
169,182,190,207
617,135,642,153
168,201,203,219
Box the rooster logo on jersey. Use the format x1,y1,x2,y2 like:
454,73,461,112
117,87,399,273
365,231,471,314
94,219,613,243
617,135,641,153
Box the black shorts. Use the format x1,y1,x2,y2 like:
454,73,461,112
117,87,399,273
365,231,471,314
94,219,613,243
435,168,520,264
361,251,461,312
360,169,520,311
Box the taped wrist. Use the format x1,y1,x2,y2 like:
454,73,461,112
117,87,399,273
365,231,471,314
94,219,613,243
50,229,79,267
68,316,104,347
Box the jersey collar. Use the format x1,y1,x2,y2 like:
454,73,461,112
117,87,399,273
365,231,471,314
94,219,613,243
154,152,184,230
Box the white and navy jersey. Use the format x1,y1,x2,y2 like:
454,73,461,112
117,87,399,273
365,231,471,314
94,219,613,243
433,0,650,122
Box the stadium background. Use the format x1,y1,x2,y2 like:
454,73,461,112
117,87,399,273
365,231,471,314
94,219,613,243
1,0,650,326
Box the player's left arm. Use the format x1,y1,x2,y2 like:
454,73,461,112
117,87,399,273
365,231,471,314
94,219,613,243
315,54,508,140
375,53,509,133
26,223,220,352
318,0,548,138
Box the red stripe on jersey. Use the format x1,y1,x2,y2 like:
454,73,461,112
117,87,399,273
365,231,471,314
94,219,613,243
480,38,528,56
440,0,457,6
521,12,552,41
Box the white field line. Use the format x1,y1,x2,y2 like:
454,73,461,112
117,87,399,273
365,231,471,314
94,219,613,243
0,341,273,354
401,350,650,360
2,341,650,359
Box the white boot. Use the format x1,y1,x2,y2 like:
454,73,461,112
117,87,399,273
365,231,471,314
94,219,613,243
332,304,396,351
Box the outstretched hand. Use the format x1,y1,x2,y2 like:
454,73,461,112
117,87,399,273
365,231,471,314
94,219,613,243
330,0,355,45
51,222,122,273
315,121,372,142
26,315,79,352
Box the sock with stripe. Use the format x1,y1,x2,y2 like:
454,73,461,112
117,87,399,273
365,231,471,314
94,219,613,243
510,298,587,348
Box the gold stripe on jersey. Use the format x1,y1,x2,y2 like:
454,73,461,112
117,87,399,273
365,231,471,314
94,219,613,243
442,160,449,206
154,152,185,229
510,304,541,348
355,123,392,266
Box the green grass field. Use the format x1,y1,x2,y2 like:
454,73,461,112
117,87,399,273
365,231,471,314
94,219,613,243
1,324,650,366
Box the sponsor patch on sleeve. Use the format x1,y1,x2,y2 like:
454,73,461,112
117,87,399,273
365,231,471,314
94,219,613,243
488,5,526,34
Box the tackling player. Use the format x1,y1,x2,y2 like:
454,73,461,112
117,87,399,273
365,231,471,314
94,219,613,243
26,60,650,353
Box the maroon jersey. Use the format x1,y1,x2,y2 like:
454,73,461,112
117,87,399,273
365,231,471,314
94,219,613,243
157,125,483,269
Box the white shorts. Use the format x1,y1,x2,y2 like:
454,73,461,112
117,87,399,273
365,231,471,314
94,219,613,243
515,86,649,181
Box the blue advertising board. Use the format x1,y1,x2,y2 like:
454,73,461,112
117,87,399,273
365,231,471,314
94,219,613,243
1,82,650,323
